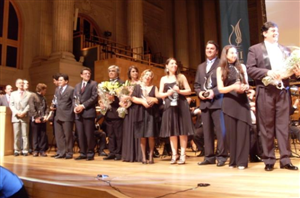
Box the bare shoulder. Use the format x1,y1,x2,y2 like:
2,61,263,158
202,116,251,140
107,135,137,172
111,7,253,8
241,64,246,70
160,76,167,82
178,73,187,80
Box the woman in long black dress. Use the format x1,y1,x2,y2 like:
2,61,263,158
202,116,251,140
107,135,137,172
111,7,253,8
121,66,142,162
131,69,160,164
216,45,252,169
157,58,195,165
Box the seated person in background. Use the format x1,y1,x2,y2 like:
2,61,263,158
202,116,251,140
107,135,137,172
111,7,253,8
0,166,29,198
190,106,204,157
247,89,263,162
95,113,107,156
290,99,300,142
186,97,204,157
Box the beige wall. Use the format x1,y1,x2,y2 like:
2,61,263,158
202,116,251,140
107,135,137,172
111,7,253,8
266,1,300,47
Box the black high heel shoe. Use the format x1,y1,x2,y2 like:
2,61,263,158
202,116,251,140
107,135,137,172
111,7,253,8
148,156,154,164
142,160,148,164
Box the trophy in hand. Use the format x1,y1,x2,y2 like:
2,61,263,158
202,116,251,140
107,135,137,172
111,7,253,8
168,87,179,106
202,73,213,98
51,95,57,108
74,95,80,107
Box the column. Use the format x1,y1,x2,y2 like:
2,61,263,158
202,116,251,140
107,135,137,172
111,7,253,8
32,0,53,66
187,0,201,69
50,0,77,62
127,0,143,59
174,0,189,68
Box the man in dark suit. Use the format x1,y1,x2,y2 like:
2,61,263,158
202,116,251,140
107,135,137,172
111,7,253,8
28,83,49,157
49,73,61,157
194,40,227,167
247,21,299,171
0,85,12,106
73,67,98,160
54,74,75,159
101,65,124,160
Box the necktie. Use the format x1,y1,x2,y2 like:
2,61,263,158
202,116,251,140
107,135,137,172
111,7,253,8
59,87,63,95
81,82,86,93
20,91,24,99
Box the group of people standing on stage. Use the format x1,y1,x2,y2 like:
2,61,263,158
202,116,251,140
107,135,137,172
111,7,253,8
0,21,299,171
101,62,195,165
195,21,299,171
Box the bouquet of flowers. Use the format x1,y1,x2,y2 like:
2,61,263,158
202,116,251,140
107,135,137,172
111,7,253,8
116,80,135,118
262,48,300,89
98,81,123,115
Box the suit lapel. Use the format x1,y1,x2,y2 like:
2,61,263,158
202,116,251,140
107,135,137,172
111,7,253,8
261,42,272,70
208,59,219,74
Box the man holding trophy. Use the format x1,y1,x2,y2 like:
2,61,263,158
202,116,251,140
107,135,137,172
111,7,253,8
73,67,98,161
194,40,228,167
28,83,49,157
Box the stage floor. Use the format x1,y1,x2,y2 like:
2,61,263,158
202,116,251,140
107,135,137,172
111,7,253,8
1,148,300,198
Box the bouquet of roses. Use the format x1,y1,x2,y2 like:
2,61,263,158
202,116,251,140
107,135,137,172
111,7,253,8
116,80,135,118
98,81,123,115
262,48,300,89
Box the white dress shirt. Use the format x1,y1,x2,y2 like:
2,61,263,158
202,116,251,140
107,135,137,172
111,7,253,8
264,40,285,71
206,57,217,73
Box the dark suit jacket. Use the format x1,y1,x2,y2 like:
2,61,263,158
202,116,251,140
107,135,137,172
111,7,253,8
73,80,98,119
105,78,124,120
0,95,9,107
194,58,223,110
28,92,49,119
55,85,75,122
247,42,291,88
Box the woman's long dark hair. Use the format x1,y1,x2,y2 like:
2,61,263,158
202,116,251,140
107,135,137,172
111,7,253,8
219,45,245,83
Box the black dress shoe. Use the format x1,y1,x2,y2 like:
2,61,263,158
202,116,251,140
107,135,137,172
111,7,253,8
280,163,298,170
51,154,59,158
14,152,20,156
103,154,116,160
114,155,122,161
87,156,94,161
33,152,39,157
250,156,263,163
75,156,87,160
217,161,226,167
198,160,216,165
264,164,274,171
65,156,73,159
196,151,204,157
99,151,108,157
55,155,66,159
40,152,47,157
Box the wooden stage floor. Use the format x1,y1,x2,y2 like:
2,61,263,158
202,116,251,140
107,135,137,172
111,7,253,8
1,148,300,198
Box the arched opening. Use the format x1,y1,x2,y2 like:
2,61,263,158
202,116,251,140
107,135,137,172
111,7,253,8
0,0,22,68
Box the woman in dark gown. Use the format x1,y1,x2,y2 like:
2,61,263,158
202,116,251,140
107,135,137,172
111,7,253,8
216,45,252,169
131,69,160,164
157,58,195,165
121,66,142,162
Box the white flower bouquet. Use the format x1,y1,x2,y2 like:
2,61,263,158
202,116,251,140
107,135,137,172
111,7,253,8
116,80,135,118
262,48,300,89
98,81,123,115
